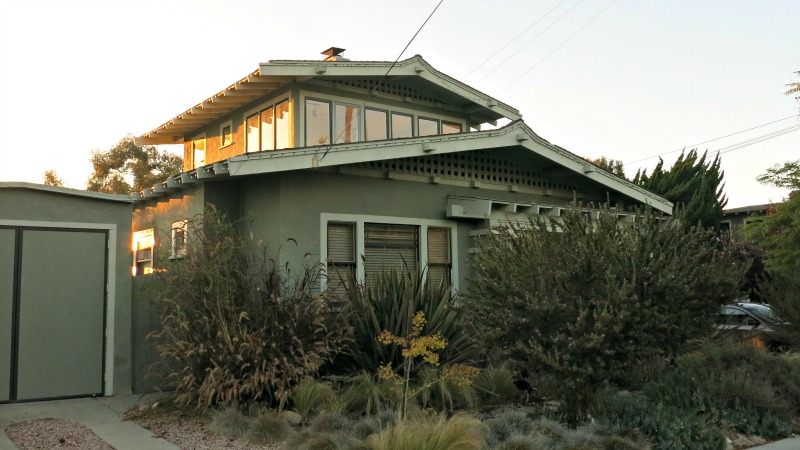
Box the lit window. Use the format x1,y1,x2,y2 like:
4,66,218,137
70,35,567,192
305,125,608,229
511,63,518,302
171,220,188,258
418,118,439,137
192,136,206,168
306,99,331,146
246,114,259,153
132,229,154,276
442,121,461,134
221,124,233,146
261,107,275,151
275,100,290,150
365,108,388,141
391,113,413,139
335,103,360,144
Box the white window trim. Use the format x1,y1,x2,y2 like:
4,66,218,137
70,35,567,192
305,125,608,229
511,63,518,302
219,120,234,148
242,95,292,151
170,219,188,259
319,213,458,292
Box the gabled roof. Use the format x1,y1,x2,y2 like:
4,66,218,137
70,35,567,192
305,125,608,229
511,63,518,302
139,121,672,214
137,55,520,145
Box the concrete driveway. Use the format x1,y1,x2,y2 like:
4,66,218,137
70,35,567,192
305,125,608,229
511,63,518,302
0,394,179,449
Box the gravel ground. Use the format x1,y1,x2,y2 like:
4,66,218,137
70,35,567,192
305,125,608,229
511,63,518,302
4,418,115,450
125,402,281,450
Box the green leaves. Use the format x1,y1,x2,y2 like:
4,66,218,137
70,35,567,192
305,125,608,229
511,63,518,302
86,134,182,194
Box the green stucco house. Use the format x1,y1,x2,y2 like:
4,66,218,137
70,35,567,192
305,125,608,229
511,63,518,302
1,48,672,401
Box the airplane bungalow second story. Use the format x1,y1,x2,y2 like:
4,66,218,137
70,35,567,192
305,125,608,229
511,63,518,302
137,47,521,172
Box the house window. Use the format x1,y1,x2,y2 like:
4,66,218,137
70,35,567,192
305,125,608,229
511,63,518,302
365,108,388,141
418,117,439,137
391,113,413,139
364,223,419,282
171,220,188,258
306,99,331,146
192,136,206,168
221,123,233,147
427,227,451,288
326,222,356,295
442,121,461,134
335,103,360,144
244,100,289,152
275,100,290,149
132,229,154,276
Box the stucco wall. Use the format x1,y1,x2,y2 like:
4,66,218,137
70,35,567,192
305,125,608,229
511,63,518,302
0,187,134,396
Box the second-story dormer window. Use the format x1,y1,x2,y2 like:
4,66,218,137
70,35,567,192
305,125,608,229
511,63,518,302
245,99,291,152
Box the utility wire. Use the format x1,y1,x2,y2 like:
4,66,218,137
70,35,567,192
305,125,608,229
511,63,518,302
463,0,571,79
623,114,799,166
716,125,800,155
499,0,619,93
477,0,586,83
318,0,445,161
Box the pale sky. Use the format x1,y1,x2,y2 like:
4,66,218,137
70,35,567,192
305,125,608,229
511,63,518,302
0,0,797,208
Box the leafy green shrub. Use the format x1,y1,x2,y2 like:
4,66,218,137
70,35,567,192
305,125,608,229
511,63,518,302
473,363,520,405
147,209,352,410
245,410,294,444
465,207,744,420
208,405,250,439
592,391,724,450
291,379,335,419
341,267,480,374
367,414,487,450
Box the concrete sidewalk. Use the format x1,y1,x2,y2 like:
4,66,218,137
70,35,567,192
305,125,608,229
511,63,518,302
0,394,179,450
749,437,800,450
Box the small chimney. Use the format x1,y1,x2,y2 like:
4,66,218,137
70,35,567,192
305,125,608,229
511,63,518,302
321,47,349,62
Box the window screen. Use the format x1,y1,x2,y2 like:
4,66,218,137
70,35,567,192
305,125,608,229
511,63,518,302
364,223,418,282
427,227,451,289
327,222,356,295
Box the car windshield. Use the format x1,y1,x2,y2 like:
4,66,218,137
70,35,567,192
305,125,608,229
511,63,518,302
740,303,782,323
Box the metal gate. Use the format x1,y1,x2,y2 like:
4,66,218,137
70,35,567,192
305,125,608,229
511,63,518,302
0,227,107,402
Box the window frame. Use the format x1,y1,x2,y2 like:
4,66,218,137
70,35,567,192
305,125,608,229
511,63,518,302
242,95,291,152
417,116,440,137
365,107,389,142
320,213,457,292
191,133,206,169
390,112,414,139
132,228,154,276
333,101,361,144
304,97,332,147
170,220,188,259
220,121,233,148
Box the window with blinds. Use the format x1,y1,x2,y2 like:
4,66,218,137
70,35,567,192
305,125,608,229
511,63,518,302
427,227,451,288
364,223,418,282
326,222,356,295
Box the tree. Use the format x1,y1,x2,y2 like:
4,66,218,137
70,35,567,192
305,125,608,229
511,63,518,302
756,159,800,191
633,149,727,230
742,161,800,275
87,135,182,194
464,207,744,421
585,156,625,179
786,69,799,106
42,169,64,187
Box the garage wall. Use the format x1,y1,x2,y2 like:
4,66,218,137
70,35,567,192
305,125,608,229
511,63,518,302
0,185,133,398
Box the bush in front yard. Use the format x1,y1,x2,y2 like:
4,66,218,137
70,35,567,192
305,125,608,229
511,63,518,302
465,206,745,421
148,208,352,410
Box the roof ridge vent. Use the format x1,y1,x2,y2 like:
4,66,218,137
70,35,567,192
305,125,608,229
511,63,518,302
322,47,349,62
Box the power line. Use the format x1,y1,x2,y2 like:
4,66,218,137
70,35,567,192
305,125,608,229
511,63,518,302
716,124,800,155
318,0,445,161
499,0,619,93
623,115,799,166
477,0,586,83
463,0,571,79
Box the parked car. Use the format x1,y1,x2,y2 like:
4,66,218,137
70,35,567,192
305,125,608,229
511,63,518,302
717,302,792,352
